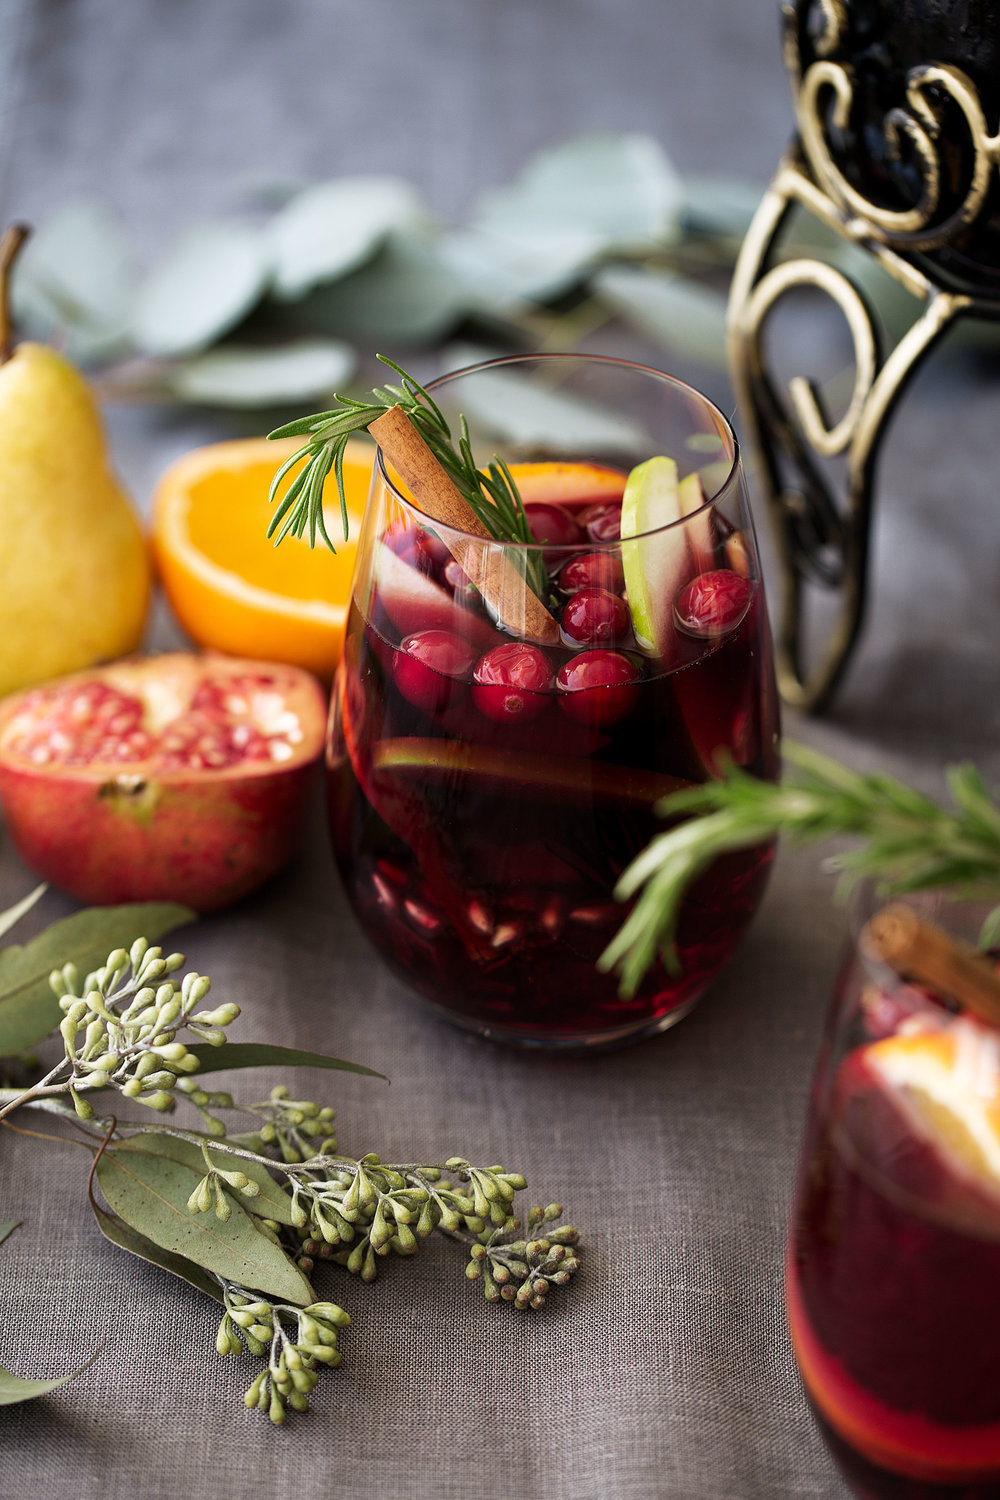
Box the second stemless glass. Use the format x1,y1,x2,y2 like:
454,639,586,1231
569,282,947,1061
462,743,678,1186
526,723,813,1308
787,887,1000,1498
326,354,780,1048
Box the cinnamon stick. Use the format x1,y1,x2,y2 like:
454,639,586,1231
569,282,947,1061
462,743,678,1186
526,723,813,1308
861,902,1000,1027
367,406,559,645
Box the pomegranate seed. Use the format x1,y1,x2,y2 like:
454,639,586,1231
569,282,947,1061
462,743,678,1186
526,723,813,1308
560,587,630,647
371,872,398,912
471,642,552,723
538,895,565,938
404,898,443,936
556,649,642,726
392,629,477,713
467,898,495,936
674,569,753,637
491,921,523,949
557,551,624,594
568,903,618,927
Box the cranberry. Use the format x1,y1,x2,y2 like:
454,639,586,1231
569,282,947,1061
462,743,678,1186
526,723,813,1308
392,629,477,713
581,502,622,543
385,525,450,577
561,587,630,647
524,503,584,552
443,557,479,606
675,569,753,637
558,551,625,594
472,642,552,723
556,649,642,725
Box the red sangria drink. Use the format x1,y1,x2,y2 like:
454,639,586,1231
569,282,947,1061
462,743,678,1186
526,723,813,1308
787,893,1000,1496
326,355,780,1047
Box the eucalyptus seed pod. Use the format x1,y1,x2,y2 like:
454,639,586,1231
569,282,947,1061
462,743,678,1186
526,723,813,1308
244,1373,266,1408
138,1090,175,1111
288,1390,310,1413
306,1302,350,1327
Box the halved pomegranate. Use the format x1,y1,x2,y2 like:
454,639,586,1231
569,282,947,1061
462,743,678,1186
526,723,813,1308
0,653,326,911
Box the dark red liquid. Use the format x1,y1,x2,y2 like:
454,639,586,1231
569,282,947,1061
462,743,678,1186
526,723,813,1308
788,1051,1000,1497
326,493,779,1046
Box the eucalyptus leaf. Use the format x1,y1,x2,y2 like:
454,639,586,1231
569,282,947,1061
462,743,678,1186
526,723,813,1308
131,222,270,357
10,199,136,364
95,1142,314,1304
0,900,195,1058
473,132,683,251
438,225,602,312
592,263,729,369
286,231,464,346
121,1132,299,1227
167,338,356,408
0,884,45,943
185,1041,385,1080
0,1350,100,1406
680,174,768,240
441,344,649,457
0,1222,19,1249
90,1198,224,1304
268,176,426,300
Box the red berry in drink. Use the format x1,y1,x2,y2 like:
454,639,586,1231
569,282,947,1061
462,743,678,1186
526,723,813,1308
443,557,479,606
524,503,584,551
675,569,753,637
556,649,642,725
561,587,630,647
393,629,477,713
558,551,624,594
581,501,622,543
472,642,552,723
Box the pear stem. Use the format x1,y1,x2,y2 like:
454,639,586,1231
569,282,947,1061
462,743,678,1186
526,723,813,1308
0,223,30,365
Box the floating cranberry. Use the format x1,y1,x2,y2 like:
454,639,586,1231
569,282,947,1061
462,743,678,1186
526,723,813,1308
558,551,625,594
393,629,477,713
443,557,479,606
385,525,450,577
524,502,584,552
561,587,630,648
675,569,753,637
582,502,622,543
472,642,552,723
556,649,642,725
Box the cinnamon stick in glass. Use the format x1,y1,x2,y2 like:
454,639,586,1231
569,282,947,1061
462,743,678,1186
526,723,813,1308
368,405,559,645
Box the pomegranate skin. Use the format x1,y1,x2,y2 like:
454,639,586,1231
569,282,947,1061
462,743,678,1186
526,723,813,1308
0,653,327,912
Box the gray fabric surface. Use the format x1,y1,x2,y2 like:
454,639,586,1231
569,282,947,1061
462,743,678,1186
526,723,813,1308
1,2,998,1496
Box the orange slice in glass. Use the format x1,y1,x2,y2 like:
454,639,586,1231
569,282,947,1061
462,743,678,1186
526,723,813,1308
862,1023,1000,1198
151,435,372,679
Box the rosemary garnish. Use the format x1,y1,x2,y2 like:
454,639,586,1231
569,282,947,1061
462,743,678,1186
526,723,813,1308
599,742,1000,998
267,356,546,593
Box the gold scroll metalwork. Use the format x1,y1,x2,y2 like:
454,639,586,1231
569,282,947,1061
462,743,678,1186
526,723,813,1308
727,152,987,710
728,22,1000,710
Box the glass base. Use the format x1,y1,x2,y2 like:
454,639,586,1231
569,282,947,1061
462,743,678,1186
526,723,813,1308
413,993,702,1052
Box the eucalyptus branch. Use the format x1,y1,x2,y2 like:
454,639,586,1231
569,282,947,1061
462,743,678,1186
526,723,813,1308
600,741,1000,997
0,918,583,1426
266,355,547,594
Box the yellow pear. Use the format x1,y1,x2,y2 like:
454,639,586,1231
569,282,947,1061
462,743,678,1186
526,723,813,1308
0,340,150,697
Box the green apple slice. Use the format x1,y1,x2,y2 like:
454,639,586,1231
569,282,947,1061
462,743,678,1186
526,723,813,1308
620,456,689,659
621,457,717,660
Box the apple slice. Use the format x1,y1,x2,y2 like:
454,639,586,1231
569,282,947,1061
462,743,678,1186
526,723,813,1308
677,472,717,575
620,456,692,663
373,540,498,648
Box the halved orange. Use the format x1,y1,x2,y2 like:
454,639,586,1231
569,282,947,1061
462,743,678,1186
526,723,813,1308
151,436,373,679
863,1022,1000,1198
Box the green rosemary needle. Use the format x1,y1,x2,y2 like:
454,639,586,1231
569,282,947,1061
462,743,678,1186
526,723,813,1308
599,741,1000,997
266,356,541,572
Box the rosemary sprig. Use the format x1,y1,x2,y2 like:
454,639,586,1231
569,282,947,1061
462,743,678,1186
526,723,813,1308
266,356,546,593
600,741,1000,998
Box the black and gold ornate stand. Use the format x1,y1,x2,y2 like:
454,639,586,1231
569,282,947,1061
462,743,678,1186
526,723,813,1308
728,0,1000,710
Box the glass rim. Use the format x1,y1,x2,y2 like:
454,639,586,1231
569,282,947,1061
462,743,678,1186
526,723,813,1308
373,352,742,552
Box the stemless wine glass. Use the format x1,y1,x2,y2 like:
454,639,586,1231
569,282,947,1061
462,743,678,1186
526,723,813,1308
787,886,1000,1498
326,354,780,1048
